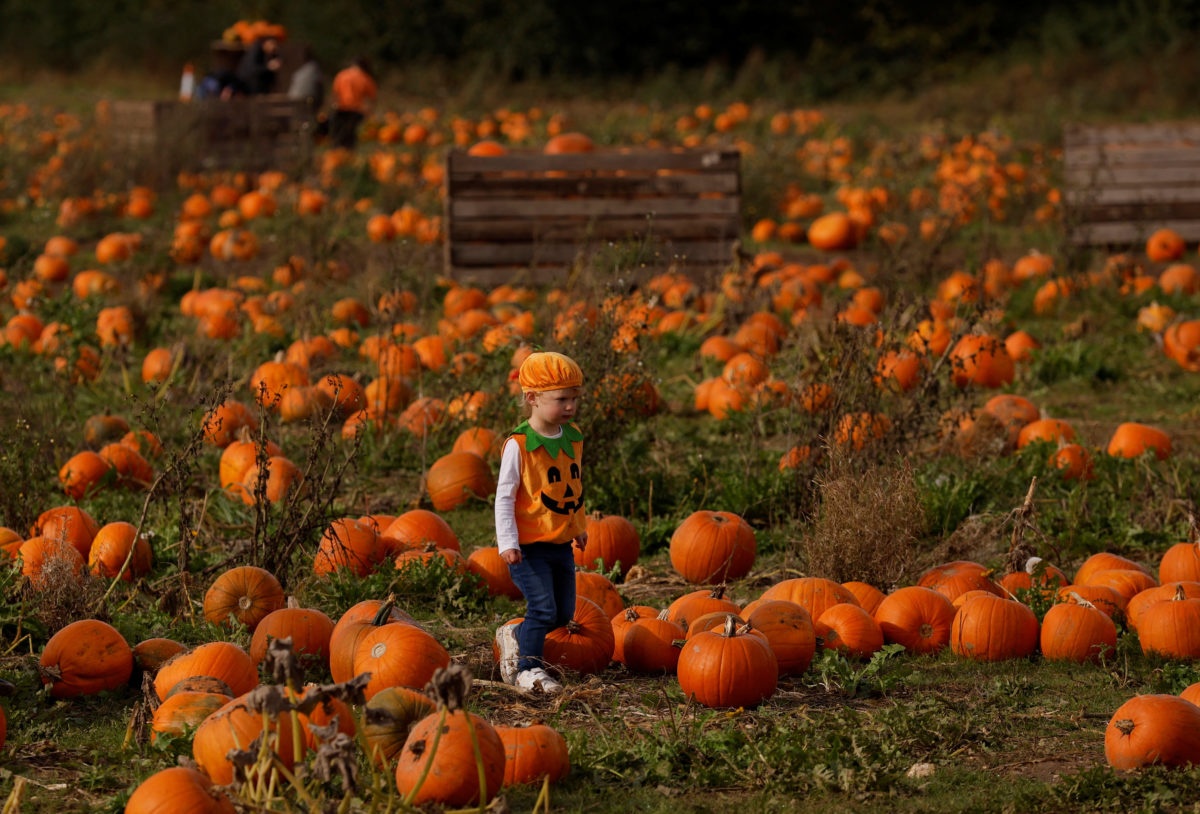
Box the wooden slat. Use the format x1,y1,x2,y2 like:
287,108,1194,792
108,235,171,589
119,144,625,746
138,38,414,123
444,147,741,275
449,239,736,267
450,197,738,219
1066,186,1200,205
1064,123,1200,147
449,173,739,198
448,149,740,175
1063,121,1200,245
449,216,738,242
1070,220,1200,244
1064,166,1200,186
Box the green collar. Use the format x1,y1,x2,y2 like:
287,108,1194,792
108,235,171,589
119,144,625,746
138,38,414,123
513,421,582,459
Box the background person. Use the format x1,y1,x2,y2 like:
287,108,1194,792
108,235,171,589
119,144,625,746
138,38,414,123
329,56,376,148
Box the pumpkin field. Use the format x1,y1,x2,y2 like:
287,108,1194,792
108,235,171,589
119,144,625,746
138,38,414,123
7,43,1200,813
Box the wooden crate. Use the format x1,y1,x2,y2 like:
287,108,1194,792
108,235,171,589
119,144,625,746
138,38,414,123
105,95,312,179
444,148,742,284
1064,122,1200,245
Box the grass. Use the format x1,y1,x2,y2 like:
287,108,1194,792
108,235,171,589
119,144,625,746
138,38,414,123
4,44,1200,812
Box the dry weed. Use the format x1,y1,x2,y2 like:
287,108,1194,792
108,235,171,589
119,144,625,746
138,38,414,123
801,455,925,589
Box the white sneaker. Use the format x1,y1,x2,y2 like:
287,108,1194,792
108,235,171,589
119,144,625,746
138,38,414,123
515,667,563,695
494,624,520,684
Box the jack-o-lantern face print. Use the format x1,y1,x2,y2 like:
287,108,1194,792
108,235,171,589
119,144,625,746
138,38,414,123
540,461,583,514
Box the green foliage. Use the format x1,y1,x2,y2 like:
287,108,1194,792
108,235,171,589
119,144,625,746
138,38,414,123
804,645,911,699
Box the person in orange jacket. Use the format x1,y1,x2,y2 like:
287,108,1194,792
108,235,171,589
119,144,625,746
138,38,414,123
329,57,377,148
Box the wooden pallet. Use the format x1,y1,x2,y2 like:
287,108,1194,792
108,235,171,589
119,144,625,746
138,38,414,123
1064,122,1200,245
105,95,312,179
444,148,742,284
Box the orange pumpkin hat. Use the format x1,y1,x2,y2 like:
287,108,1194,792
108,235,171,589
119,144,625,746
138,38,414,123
518,351,583,392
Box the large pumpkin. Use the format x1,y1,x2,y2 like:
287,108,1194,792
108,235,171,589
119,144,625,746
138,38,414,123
39,619,133,698
576,513,640,578
677,615,777,708
669,510,756,585
496,723,571,787
362,685,436,768
424,451,496,511
395,708,506,807
1105,694,1200,769
192,690,301,785
950,594,1039,662
543,596,616,675
125,766,236,814
874,586,957,655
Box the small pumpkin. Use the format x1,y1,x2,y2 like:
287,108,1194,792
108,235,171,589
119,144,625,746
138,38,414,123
203,565,285,630
125,766,236,814
497,723,571,787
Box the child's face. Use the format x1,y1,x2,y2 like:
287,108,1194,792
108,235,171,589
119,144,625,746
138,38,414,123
528,387,582,426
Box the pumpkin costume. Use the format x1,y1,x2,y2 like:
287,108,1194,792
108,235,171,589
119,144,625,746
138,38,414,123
494,351,586,690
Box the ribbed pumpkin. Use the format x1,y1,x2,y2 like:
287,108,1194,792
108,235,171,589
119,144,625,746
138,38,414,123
1105,694,1200,769
576,513,641,578
1137,585,1200,659
744,599,816,676
947,333,1014,389
543,596,615,675
619,610,684,675
1159,539,1200,584
313,517,382,577
328,599,416,683
248,598,335,666
202,565,285,630
424,451,496,511
1073,551,1152,586
874,586,957,655
1039,595,1118,663
917,560,1003,603
842,581,885,616
1107,422,1172,461
497,724,571,787
815,603,884,659
362,685,436,768
950,594,1039,662
153,641,258,702
192,690,301,785
86,520,153,580
668,510,756,585
394,668,506,808
677,615,778,709
125,766,236,814
39,619,133,698
758,576,858,622
466,546,522,599
353,621,451,700
666,585,741,629
1125,581,1200,632
151,690,231,741
382,509,461,556
575,570,624,619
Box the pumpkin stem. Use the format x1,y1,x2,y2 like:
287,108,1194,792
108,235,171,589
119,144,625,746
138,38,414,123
1067,591,1097,610
1174,583,1187,601
1114,717,1136,736
721,614,738,637
370,594,397,626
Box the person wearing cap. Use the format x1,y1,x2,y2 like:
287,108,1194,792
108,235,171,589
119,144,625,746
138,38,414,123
493,351,587,696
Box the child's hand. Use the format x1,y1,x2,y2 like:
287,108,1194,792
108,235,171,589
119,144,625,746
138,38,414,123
501,548,522,565
573,533,588,551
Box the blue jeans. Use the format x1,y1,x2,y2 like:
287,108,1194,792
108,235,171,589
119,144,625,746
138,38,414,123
507,541,576,673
